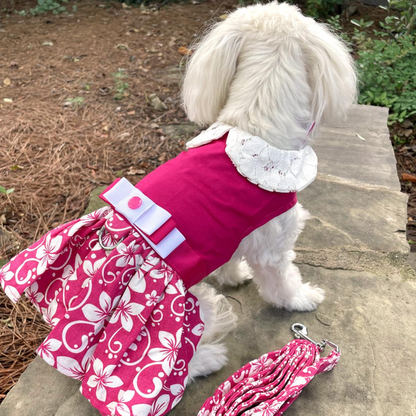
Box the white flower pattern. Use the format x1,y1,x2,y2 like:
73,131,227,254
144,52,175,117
37,338,62,366
87,358,124,402
35,234,63,274
107,389,135,416
0,262,13,283
25,282,44,308
149,329,183,374
1,207,205,416
116,241,142,268
132,394,170,416
82,291,120,334
109,287,145,332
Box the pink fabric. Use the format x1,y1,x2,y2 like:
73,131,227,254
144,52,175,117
137,135,298,288
198,339,340,416
1,135,300,416
0,207,204,416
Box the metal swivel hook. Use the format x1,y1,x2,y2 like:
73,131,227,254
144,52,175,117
291,323,340,353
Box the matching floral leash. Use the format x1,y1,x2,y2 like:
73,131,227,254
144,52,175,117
198,323,340,416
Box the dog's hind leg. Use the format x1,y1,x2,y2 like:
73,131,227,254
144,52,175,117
212,257,252,287
187,282,237,382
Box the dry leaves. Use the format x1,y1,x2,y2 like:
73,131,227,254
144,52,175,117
402,173,416,183
178,46,192,56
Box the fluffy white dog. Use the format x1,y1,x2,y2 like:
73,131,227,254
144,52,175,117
184,1,357,380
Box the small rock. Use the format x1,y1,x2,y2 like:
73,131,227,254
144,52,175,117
126,167,146,175
42,41,54,47
347,4,358,17
148,94,167,111
316,312,333,326
162,123,199,139
402,129,413,138
117,132,131,139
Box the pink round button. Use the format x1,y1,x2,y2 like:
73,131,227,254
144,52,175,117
128,196,142,209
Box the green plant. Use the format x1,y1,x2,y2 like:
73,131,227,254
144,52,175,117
379,0,416,36
392,134,407,147
351,18,374,29
16,0,77,16
356,35,416,124
327,14,351,43
0,186,14,195
66,97,85,108
112,69,129,100
350,1,416,124
305,0,345,19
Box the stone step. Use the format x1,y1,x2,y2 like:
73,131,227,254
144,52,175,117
2,104,415,416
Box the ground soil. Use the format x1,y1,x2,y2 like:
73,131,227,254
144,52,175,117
0,0,235,401
0,0,414,403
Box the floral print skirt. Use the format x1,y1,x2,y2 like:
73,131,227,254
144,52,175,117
0,206,204,416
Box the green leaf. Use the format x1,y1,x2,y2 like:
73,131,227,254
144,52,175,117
0,186,14,195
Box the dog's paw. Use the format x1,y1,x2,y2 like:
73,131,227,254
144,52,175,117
234,261,253,285
284,283,325,312
187,344,228,381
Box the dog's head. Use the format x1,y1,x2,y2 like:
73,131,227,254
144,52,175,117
182,2,357,148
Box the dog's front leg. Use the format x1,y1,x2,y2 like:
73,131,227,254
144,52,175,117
248,250,324,311
243,203,324,312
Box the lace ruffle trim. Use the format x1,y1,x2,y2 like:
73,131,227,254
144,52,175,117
186,122,318,193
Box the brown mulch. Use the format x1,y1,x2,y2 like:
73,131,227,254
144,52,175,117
391,123,416,249
0,0,235,401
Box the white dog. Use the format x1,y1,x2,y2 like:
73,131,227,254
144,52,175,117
184,1,357,380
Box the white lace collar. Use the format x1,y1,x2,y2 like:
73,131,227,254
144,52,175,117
186,122,318,193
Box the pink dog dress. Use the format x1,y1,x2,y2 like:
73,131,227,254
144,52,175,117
0,123,317,416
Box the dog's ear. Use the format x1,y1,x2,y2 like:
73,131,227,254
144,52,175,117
181,21,243,126
301,22,358,127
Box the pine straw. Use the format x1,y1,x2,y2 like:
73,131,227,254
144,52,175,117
0,0,233,401
0,294,50,401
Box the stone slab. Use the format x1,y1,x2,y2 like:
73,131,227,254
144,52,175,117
297,175,409,254
2,265,416,416
0,356,85,416
171,265,416,416
2,104,415,416
315,106,399,191
408,252,416,271
161,123,199,140
84,186,107,215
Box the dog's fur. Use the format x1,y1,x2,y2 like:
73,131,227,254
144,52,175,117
182,2,357,380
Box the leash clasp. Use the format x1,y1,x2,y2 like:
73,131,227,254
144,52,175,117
291,323,340,353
